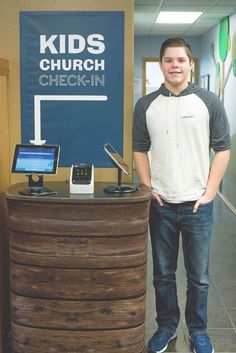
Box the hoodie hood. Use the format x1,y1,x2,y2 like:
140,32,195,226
158,82,201,97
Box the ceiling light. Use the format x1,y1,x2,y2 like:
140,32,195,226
156,11,202,24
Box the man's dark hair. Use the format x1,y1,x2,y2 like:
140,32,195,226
160,37,193,62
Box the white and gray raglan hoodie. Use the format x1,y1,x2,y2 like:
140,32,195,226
133,83,231,203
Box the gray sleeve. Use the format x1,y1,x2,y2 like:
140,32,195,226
196,89,231,151
132,98,151,152
208,93,231,151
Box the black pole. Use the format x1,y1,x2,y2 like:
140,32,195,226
118,168,122,188
103,158,136,194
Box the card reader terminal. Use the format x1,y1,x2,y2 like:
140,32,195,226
70,164,94,194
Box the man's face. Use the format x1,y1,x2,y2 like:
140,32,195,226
160,46,192,92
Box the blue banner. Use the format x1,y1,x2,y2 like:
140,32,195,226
20,11,124,167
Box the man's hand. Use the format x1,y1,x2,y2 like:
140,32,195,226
193,194,214,213
152,191,164,206
193,150,230,213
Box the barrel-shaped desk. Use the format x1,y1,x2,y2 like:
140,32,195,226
6,182,151,353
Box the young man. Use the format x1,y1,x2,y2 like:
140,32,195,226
133,38,231,353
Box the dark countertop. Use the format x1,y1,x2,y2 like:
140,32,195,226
6,181,152,205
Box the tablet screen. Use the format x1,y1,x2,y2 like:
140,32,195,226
104,143,129,175
11,144,60,174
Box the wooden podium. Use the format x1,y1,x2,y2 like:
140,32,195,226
6,182,151,353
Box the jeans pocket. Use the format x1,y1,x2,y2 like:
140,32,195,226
199,200,214,207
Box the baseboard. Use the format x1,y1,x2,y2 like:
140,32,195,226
217,191,236,216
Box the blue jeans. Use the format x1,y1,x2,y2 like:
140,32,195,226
149,199,214,336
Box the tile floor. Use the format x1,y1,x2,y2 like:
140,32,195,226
145,195,236,353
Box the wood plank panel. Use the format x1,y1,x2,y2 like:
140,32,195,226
10,262,146,300
11,293,145,330
10,322,146,353
7,200,149,236
9,231,147,268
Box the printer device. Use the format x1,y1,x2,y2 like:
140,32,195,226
70,164,94,194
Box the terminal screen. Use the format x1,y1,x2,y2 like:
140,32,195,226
104,143,129,175
11,144,60,174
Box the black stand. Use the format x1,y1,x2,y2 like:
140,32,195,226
19,175,57,196
103,168,136,194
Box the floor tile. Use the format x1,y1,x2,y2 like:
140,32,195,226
213,274,236,290
227,309,236,328
225,233,236,251
208,308,233,328
208,328,236,352
207,287,225,308
218,289,236,308
210,262,236,277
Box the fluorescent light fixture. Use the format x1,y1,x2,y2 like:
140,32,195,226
156,11,202,24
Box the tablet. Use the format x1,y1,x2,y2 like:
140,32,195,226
104,143,129,175
11,144,60,175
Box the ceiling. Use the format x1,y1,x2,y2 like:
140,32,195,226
134,0,236,37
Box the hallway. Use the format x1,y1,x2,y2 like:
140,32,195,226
145,195,236,352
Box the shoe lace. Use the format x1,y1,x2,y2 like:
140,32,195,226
194,333,210,345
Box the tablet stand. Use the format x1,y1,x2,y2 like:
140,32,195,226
103,167,136,194
19,174,57,196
